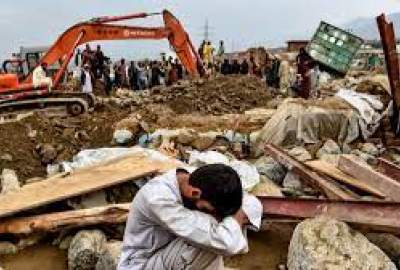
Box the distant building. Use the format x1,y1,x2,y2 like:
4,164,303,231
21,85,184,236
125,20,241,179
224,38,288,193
286,40,309,52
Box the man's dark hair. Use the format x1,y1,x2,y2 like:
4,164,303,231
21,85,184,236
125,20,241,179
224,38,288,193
189,164,243,218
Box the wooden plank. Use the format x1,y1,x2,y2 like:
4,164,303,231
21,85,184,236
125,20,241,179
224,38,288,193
338,155,400,201
377,158,400,182
264,144,355,200
306,160,386,199
0,154,179,219
0,204,130,234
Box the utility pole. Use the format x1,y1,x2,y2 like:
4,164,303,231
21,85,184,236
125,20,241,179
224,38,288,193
203,19,210,42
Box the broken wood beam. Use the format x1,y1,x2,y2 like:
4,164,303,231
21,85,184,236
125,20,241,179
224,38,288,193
306,160,386,199
264,144,355,200
2,197,400,235
338,155,400,201
0,154,179,219
0,204,130,234
377,158,400,182
260,196,400,233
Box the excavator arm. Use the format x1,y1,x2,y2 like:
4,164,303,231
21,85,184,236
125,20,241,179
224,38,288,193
20,10,202,88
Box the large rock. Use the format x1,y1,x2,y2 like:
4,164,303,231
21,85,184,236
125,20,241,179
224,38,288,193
288,147,312,162
366,233,400,267
254,156,287,185
250,175,283,197
360,143,379,157
68,230,107,270
95,241,122,270
36,143,58,164
287,216,396,270
191,136,215,151
316,139,341,158
1,169,20,195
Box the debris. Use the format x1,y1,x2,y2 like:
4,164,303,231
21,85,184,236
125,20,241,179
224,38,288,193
0,204,130,234
260,197,400,231
68,230,106,270
287,147,312,162
95,241,122,270
36,143,58,164
366,233,400,267
306,160,386,198
0,153,12,162
254,156,287,185
338,155,400,201
113,129,134,145
316,139,341,158
287,216,396,270
0,154,175,218
361,142,380,156
377,158,400,181
265,144,354,200
1,168,20,195
250,175,283,197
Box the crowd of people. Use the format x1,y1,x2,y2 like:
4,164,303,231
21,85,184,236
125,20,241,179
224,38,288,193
72,44,186,95
69,41,318,99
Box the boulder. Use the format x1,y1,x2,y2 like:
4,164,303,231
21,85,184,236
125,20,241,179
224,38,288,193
113,129,134,145
36,143,58,164
1,169,20,195
366,233,400,267
95,241,122,270
254,156,287,185
251,175,283,197
316,139,341,158
68,230,107,270
191,136,215,151
288,147,312,162
360,143,379,157
287,216,396,270
176,129,198,145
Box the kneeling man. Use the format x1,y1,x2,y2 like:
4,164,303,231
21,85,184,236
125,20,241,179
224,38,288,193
118,164,258,270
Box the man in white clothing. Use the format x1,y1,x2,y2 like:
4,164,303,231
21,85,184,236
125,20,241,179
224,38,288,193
118,164,256,270
32,62,53,88
80,64,93,94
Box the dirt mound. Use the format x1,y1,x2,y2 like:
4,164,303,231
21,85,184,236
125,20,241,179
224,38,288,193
147,75,271,115
0,108,130,181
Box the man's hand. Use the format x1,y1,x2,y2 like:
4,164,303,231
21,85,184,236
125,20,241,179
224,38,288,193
233,209,248,228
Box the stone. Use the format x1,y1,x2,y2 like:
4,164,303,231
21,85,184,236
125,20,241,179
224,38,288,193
350,149,375,164
68,230,107,270
191,136,215,151
1,169,20,195
254,156,287,185
59,235,74,250
318,154,340,166
360,143,380,157
316,139,341,158
68,191,108,210
113,129,134,145
36,143,58,164
0,153,12,162
95,241,122,270
366,233,400,267
288,147,312,162
283,172,303,190
250,175,283,197
176,129,198,145
0,241,17,255
287,216,396,270
28,129,38,139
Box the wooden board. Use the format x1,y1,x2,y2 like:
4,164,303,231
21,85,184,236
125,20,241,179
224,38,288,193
377,158,400,182
264,144,355,200
306,160,386,199
0,154,179,219
339,155,400,202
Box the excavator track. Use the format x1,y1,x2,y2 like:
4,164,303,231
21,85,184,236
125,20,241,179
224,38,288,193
0,97,89,117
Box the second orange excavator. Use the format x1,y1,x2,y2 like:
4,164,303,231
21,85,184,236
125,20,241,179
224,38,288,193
0,10,203,116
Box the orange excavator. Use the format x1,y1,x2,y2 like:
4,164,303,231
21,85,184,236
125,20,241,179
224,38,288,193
0,10,203,116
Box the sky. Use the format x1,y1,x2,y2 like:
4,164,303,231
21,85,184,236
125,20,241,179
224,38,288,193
1,0,400,61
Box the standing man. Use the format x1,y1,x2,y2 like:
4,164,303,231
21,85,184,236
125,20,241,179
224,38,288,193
94,45,105,78
81,44,93,66
240,59,249,75
80,64,94,94
32,62,53,88
118,164,261,270
118,58,129,88
128,61,139,91
297,48,314,99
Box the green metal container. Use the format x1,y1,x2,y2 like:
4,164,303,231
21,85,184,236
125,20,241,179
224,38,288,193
306,21,364,74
